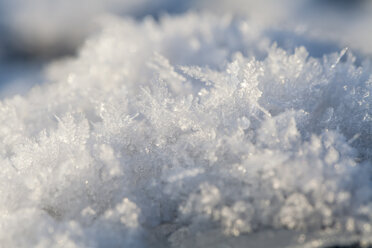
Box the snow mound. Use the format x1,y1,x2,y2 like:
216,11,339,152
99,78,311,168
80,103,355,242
1,13,372,247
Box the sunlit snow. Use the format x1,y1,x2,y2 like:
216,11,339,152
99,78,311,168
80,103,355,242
1,1,372,248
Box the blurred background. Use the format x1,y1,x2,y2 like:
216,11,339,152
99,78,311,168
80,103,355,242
0,0,371,98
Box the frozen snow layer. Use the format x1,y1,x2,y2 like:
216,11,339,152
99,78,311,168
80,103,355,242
1,0,372,59
1,13,372,247
0,0,192,58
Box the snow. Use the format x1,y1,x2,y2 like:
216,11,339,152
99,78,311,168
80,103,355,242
1,1,372,248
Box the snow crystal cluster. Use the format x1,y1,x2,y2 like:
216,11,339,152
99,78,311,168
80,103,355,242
1,12,372,248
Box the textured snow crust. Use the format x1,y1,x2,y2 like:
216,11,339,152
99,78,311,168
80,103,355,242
2,13,372,247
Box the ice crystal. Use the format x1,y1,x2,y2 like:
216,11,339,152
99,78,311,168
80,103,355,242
1,13,372,248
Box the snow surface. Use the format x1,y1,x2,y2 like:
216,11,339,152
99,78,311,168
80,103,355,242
1,3,372,248
2,0,372,58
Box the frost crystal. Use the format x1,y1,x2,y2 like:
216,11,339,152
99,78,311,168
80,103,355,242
1,13,372,248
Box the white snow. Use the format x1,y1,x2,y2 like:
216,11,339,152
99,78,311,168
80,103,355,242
1,2,372,248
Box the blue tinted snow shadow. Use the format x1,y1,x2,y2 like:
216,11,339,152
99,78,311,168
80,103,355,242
0,60,44,98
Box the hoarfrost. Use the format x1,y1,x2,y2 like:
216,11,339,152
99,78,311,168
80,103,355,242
1,13,372,248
